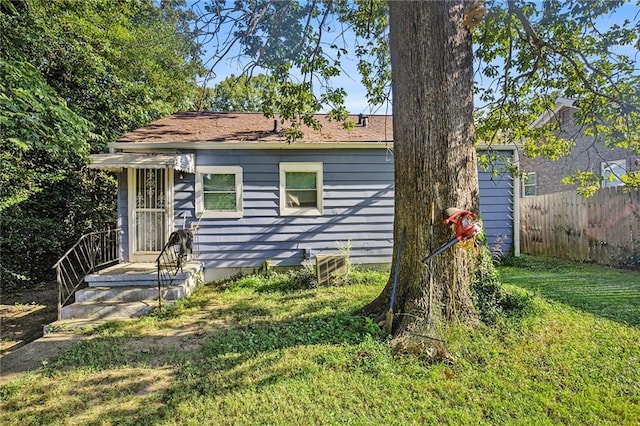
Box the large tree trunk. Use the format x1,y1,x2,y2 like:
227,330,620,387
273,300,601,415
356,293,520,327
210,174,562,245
363,1,480,335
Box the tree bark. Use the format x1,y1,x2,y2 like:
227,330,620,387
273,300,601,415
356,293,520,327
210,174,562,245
363,1,480,333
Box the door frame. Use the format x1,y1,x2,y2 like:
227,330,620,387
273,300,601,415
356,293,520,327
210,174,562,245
127,167,174,262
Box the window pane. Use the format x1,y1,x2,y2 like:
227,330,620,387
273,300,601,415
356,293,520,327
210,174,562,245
524,185,536,196
286,189,317,208
523,173,536,196
602,163,625,187
526,173,536,185
204,174,235,191
286,172,316,190
204,192,236,210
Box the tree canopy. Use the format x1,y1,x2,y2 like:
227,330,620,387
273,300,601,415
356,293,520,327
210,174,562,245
200,73,271,111
475,0,640,194
14,0,203,149
0,0,203,289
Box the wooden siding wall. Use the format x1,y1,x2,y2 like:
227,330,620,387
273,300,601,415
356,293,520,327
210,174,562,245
170,148,515,270
520,188,640,267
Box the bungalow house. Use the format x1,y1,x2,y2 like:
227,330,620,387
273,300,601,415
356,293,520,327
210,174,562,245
87,112,519,284
519,97,640,196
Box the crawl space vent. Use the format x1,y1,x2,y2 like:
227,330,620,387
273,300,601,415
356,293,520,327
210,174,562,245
316,254,347,286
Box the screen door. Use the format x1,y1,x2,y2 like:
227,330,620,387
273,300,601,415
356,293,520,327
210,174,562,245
131,168,170,256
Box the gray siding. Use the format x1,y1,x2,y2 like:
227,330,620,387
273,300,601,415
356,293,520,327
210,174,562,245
174,149,395,268
477,155,514,256
169,148,514,270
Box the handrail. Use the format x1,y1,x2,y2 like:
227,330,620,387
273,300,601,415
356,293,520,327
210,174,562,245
156,229,192,311
53,228,121,320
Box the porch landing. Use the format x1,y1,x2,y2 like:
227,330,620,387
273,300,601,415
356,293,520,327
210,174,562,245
46,261,203,333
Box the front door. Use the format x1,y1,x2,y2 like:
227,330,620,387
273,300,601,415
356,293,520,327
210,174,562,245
129,168,173,262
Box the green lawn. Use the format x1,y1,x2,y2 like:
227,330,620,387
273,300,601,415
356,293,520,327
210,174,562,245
499,256,640,327
1,260,638,425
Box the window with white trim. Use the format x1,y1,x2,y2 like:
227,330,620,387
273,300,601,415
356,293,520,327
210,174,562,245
601,160,626,188
195,166,243,218
522,172,537,196
279,162,323,216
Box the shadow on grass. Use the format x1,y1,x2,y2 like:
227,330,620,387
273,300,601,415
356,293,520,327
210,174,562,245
499,257,640,328
166,309,382,399
1,366,173,426
26,286,382,423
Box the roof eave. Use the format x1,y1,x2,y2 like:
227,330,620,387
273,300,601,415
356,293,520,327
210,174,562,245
531,97,579,128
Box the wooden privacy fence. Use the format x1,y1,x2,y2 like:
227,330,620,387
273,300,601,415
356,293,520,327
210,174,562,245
520,188,640,269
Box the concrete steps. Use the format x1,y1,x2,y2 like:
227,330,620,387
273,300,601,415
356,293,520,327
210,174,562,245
75,285,188,303
60,301,158,321
53,261,203,325
84,262,200,287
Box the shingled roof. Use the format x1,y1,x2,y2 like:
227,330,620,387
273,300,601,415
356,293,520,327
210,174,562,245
116,112,393,144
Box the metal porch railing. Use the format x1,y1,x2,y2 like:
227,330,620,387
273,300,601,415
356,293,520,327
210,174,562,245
52,228,122,320
156,229,193,311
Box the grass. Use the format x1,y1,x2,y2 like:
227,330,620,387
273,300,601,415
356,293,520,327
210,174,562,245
1,261,639,425
499,256,640,327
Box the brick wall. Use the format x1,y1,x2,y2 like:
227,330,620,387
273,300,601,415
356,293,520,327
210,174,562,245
519,108,640,196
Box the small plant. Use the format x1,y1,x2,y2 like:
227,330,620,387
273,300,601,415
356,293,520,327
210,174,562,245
618,241,640,271
336,240,352,272
490,234,507,262
325,240,352,286
286,262,319,290
472,247,533,323
259,260,274,277
342,267,388,286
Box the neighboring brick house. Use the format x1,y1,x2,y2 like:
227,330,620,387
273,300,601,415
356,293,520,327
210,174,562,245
519,97,640,196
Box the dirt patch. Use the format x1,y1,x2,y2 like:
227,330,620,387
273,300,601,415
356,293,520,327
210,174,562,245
1,285,58,355
0,284,233,383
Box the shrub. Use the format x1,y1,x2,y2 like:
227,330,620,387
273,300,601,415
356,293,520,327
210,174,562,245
472,247,533,323
285,265,319,290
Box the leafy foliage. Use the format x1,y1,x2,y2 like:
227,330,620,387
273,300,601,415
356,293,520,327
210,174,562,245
223,266,387,293
0,0,202,290
475,0,640,191
200,73,271,112
193,0,389,135
18,0,203,149
0,155,117,290
472,246,533,323
195,1,638,188
0,60,91,211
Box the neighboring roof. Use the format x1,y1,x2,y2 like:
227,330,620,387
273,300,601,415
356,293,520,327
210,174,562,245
531,97,578,128
116,112,394,145
87,153,195,173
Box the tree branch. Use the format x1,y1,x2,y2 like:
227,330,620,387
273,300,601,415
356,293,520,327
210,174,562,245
506,0,625,106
